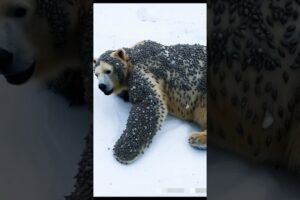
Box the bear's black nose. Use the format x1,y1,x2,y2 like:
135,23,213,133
0,48,13,73
98,84,107,91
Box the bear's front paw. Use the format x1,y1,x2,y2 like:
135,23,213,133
113,141,143,165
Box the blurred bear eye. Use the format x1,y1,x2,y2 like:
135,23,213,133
104,70,112,74
8,6,28,18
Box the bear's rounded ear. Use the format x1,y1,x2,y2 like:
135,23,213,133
114,48,129,62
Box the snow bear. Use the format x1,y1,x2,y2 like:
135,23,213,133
94,40,207,164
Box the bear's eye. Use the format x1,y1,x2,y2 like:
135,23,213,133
8,6,28,18
104,70,112,75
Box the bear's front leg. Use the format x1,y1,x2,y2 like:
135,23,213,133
113,68,167,164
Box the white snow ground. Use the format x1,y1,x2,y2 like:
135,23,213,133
93,4,207,197
0,79,88,200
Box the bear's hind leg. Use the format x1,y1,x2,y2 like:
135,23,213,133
189,131,207,149
189,100,207,149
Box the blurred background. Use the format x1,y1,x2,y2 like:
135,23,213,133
0,78,89,199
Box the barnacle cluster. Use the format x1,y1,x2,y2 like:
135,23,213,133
208,0,300,166
113,69,165,164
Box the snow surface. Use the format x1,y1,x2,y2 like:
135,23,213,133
93,3,207,197
0,79,89,200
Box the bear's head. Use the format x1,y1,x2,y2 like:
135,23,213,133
0,0,81,85
94,48,131,95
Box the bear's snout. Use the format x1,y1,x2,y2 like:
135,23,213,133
98,83,113,95
98,83,107,91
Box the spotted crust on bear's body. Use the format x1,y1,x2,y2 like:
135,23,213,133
95,40,207,164
113,68,168,164
208,0,300,171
